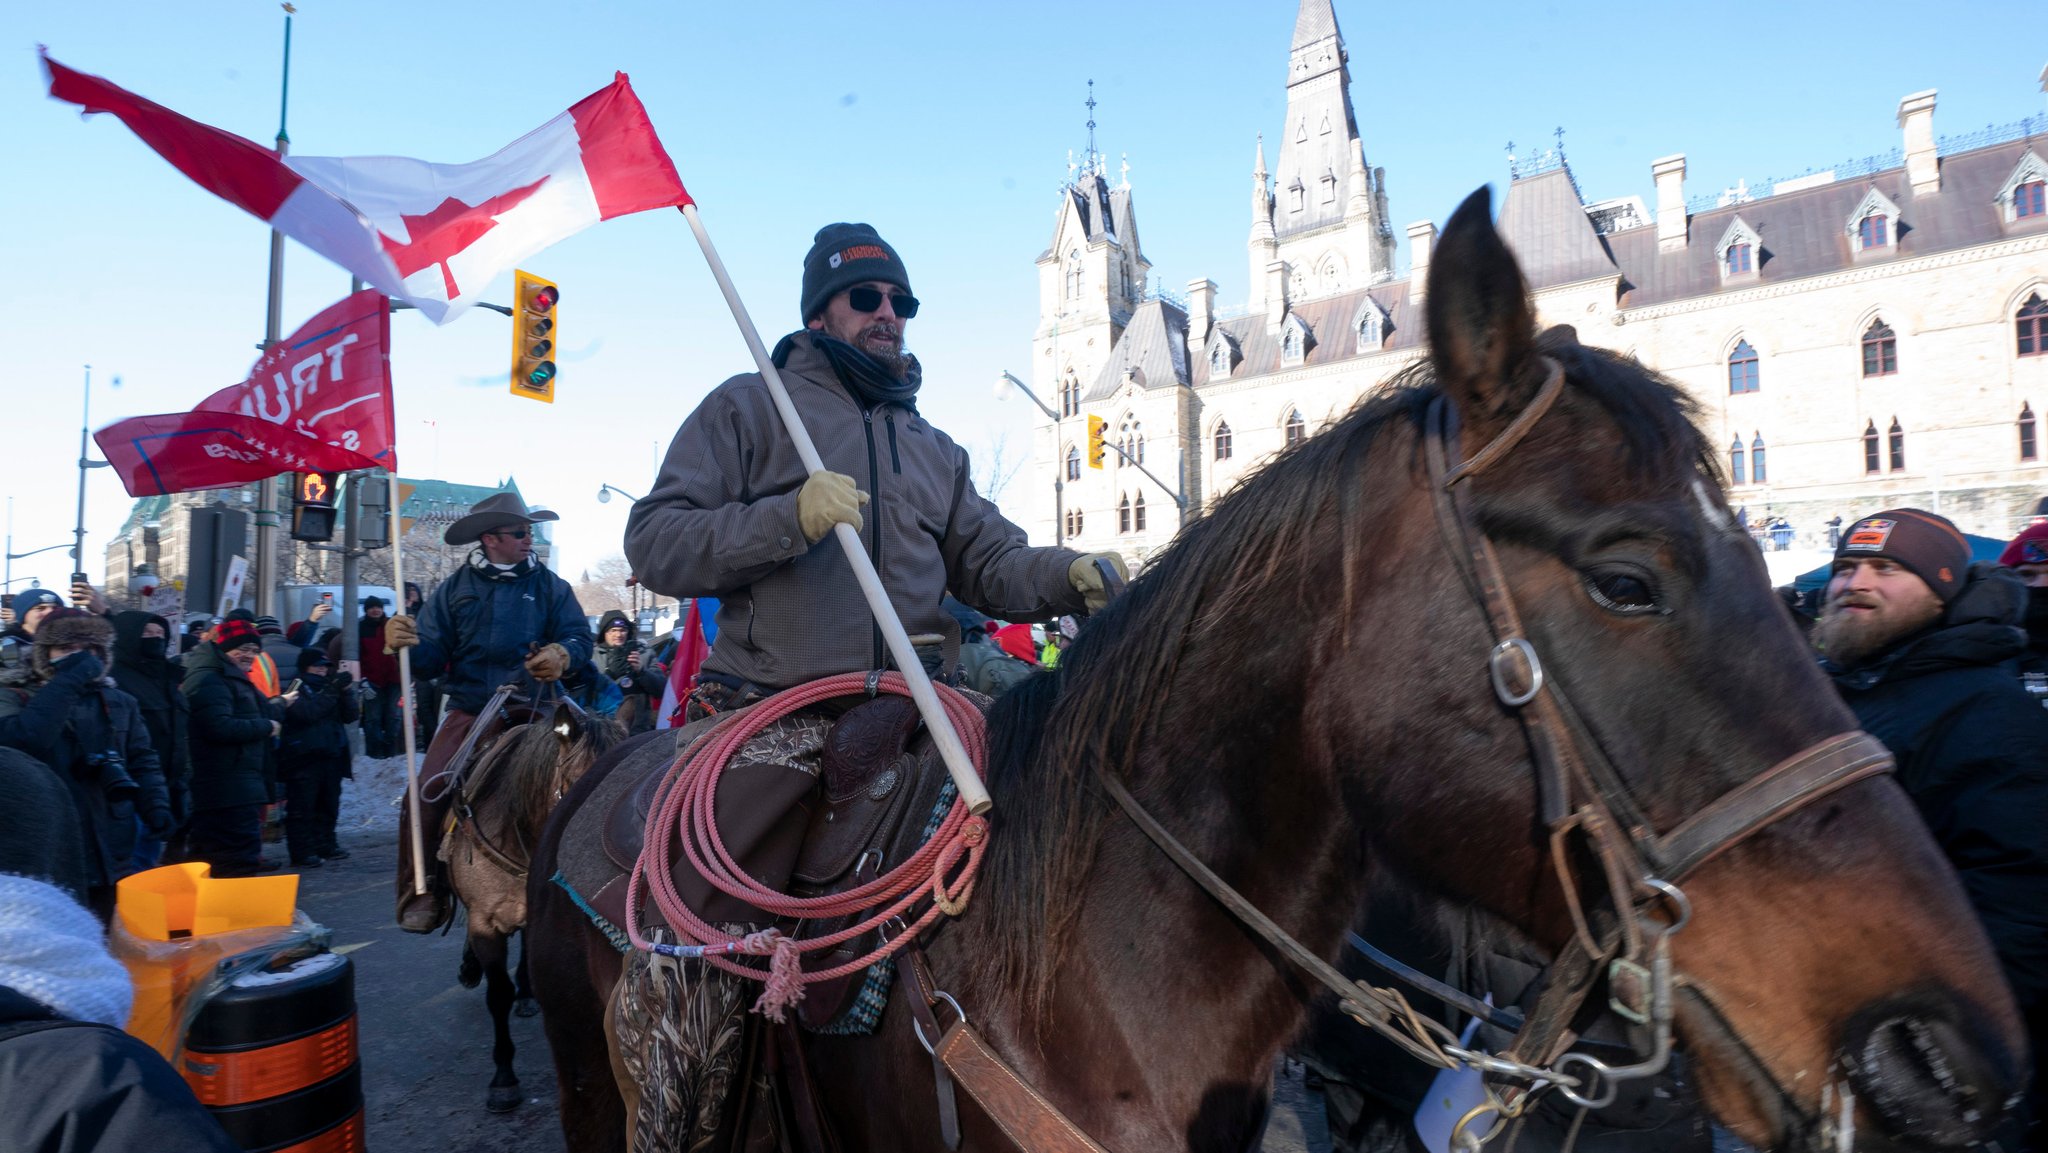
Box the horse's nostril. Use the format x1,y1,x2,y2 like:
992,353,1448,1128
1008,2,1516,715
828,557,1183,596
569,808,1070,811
1844,1013,1997,1149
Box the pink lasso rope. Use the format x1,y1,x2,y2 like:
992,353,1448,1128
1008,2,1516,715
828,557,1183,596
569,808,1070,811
624,672,990,1021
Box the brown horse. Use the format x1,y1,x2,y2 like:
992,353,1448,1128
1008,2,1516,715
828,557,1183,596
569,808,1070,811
442,691,623,1112
527,188,2025,1152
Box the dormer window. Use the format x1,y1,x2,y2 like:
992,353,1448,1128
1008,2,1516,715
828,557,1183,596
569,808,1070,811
1208,333,1239,378
1280,315,1315,367
1846,187,1902,255
1998,151,2048,223
1715,217,1762,284
1355,301,1385,352
1320,172,1337,204
1289,182,1305,213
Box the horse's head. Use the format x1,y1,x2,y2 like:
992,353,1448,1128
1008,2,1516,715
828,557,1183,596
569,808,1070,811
1345,187,2024,1148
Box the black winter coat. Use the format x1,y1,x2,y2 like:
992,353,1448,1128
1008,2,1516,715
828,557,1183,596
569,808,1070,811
0,986,240,1153
181,643,279,811
280,671,357,775
110,611,191,821
0,655,170,888
1826,568,2048,1013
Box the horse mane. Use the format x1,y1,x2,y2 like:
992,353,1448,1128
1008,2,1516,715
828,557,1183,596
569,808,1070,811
971,340,1711,1013
482,706,628,839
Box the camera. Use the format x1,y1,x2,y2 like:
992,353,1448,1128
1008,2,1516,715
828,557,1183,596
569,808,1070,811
84,749,139,803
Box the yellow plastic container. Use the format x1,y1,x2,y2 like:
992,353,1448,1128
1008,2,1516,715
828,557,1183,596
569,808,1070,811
117,862,298,941
114,863,305,1058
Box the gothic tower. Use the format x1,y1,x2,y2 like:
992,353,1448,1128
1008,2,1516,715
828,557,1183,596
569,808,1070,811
1249,0,1394,315
1033,87,1149,415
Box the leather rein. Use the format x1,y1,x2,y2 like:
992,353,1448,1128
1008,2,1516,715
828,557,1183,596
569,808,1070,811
1102,358,1894,1108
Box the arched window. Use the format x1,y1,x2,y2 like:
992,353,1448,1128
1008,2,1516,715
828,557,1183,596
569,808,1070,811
1750,435,1767,484
1728,437,1746,485
2020,294,2048,357
1064,510,1084,538
2018,180,2046,220
1356,307,1383,352
1888,418,1906,472
1857,214,1889,250
1863,420,1881,474
1115,417,1143,466
1728,340,1759,394
2021,404,2038,462
1725,242,1752,277
1213,421,1234,461
1064,250,1082,300
1861,320,1897,377
1117,495,1132,534
1064,445,1080,481
1059,372,1080,417
1133,493,1148,532
1284,409,1307,447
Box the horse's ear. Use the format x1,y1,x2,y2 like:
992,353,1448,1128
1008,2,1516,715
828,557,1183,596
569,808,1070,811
1427,187,1542,440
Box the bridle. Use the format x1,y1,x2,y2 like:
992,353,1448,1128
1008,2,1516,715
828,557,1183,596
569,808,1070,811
1102,356,1895,1125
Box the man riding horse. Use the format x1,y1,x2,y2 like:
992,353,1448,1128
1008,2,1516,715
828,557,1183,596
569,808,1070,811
383,491,593,933
613,222,1123,1141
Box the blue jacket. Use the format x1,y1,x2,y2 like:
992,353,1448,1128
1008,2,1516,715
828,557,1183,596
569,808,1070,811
408,561,591,714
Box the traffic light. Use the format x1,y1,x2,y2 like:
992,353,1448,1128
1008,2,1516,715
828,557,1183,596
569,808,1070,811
355,471,391,548
1086,415,1107,469
510,269,559,404
291,471,340,542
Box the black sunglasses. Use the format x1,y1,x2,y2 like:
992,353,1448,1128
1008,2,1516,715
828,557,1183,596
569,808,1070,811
485,529,529,540
846,286,919,319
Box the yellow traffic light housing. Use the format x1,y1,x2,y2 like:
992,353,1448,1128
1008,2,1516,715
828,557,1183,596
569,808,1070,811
290,471,340,542
511,270,559,404
1086,415,1106,469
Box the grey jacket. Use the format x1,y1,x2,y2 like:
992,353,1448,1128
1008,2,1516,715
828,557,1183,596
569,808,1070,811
625,332,1083,689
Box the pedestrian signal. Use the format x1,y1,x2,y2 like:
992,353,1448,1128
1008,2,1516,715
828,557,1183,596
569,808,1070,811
1086,415,1106,469
511,270,559,404
290,471,340,542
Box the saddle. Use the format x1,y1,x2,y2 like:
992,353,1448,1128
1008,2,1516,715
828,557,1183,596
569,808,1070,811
597,693,956,1029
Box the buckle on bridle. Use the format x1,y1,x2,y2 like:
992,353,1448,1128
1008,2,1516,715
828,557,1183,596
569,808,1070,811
1488,638,1543,707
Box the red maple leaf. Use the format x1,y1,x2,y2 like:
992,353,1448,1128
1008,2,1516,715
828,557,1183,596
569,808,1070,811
377,176,550,300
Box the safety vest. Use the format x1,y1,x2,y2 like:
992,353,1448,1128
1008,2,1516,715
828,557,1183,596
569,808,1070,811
248,652,282,698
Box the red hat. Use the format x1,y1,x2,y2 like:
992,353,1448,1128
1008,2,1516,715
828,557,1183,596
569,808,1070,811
212,618,262,651
991,622,1040,665
1999,521,2048,568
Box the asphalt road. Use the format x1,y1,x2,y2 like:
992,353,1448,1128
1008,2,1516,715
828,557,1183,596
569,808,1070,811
297,801,1333,1153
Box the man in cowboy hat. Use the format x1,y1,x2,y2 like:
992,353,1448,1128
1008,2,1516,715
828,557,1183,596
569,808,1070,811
625,222,1122,713
380,491,592,932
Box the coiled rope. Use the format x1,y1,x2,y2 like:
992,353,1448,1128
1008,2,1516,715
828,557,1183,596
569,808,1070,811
625,671,990,1021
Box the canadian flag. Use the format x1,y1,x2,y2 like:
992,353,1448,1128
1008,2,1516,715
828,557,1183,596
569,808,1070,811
43,50,691,324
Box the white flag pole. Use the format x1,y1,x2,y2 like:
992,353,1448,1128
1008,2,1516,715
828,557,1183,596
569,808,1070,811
676,204,992,816
390,472,427,895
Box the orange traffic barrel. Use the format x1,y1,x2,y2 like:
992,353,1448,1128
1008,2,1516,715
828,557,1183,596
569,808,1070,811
181,950,365,1153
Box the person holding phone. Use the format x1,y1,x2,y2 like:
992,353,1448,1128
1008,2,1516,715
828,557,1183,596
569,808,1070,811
277,649,355,868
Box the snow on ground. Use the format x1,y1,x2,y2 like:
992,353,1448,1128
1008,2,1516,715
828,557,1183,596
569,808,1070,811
336,754,413,835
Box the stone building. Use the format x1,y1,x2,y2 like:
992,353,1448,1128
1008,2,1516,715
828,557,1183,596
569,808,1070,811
1027,0,2048,567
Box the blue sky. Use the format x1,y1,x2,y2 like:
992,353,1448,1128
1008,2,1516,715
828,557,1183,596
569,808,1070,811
9,0,2044,595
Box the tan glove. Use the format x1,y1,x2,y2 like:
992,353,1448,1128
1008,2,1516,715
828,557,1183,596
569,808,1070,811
796,471,868,543
1067,552,1130,614
525,642,570,683
383,614,419,653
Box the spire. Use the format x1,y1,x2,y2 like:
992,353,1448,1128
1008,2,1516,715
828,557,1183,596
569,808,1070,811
1250,135,1275,245
1084,79,1099,176
1292,0,1339,50
1254,135,1268,184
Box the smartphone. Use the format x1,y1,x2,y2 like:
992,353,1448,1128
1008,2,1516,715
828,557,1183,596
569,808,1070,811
321,592,334,604
285,679,303,695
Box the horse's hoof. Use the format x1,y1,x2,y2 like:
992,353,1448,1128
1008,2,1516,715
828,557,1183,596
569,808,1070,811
514,996,539,1018
457,949,481,990
486,1084,522,1113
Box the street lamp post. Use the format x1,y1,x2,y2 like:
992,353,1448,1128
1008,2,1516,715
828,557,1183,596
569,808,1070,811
995,372,1064,547
73,366,114,590
595,484,642,505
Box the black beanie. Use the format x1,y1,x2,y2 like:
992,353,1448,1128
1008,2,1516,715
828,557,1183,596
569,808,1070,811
800,223,910,323
1835,508,1971,603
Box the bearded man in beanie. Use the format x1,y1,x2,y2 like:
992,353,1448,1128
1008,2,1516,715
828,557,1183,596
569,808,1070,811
181,618,284,877
626,222,1121,712
0,608,171,921
1816,508,2048,1135
379,491,590,932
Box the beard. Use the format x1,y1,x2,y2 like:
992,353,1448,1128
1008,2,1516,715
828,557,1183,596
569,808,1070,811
853,321,908,378
1811,591,1944,669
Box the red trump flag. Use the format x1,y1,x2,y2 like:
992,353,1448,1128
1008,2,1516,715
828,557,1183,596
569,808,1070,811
96,291,396,497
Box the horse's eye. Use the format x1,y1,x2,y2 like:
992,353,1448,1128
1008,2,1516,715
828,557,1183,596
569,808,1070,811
1583,569,1662,615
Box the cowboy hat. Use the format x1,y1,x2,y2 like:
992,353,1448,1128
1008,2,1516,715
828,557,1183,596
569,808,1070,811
443,491,559,546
